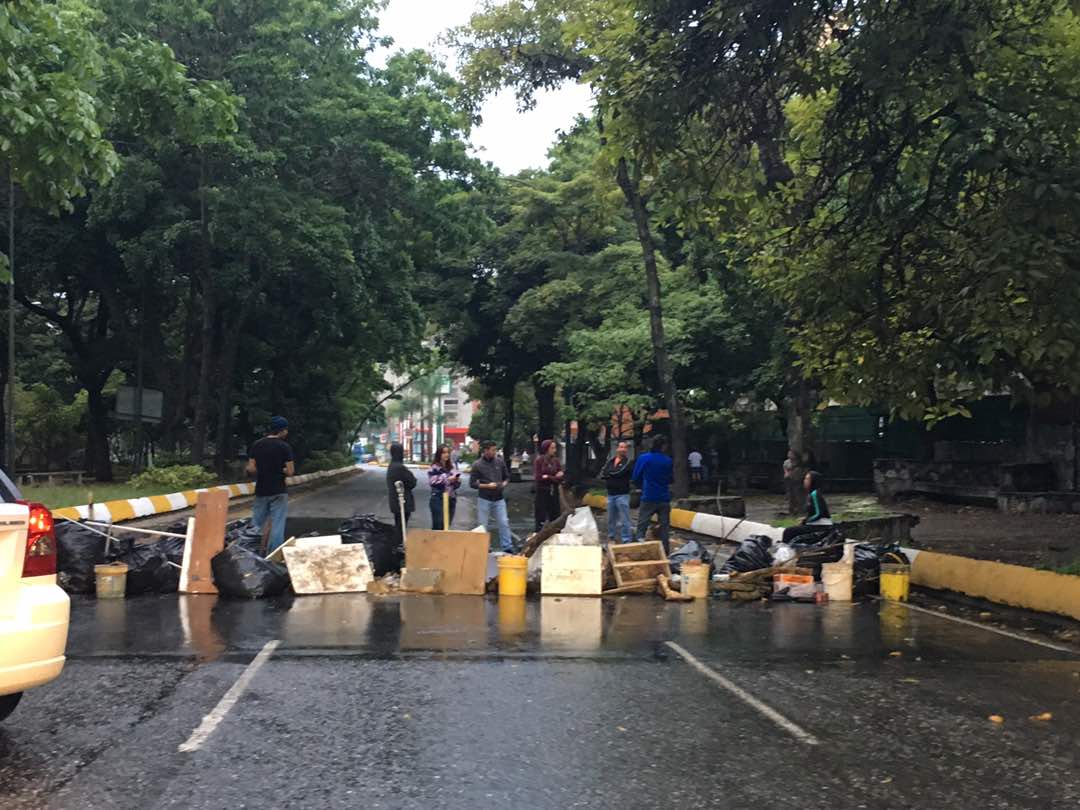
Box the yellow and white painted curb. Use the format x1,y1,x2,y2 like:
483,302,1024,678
582,493,1080,622
52,465,360,524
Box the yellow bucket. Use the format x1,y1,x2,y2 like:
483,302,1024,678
497,555,528,597
879,563,911,602
94,562,129,599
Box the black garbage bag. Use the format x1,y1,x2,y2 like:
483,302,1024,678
56,522,132,594
339,513,401,576
120,543,180,595
156,535,187,564
784,526,845,576
231,522,266,554
224,519,254,544
853,543,910,597
669,540,714,575
719,534,773,575
211,544,290,599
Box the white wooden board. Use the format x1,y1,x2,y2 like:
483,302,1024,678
284,544,373,594
540,545,603,596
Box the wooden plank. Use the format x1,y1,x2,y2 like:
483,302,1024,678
601,581,658,595
405,529,489,595
541,546,602,596
181,490,228,594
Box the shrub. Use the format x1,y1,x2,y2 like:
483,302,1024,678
304,449,355,473
128,465,217,492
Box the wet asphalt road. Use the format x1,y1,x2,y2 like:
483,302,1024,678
3,468,1080,809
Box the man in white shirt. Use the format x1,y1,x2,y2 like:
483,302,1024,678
688,449,704,483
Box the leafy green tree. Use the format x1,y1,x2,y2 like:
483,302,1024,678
0,0,119,221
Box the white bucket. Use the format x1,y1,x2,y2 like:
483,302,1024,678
821,542,855,602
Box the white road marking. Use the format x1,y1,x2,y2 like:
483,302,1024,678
178,640,281,753
885,599,1077,654
664,641,820,746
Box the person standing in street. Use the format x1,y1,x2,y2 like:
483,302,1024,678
783,448,801,515
386,442,416,535
428,445,462,530
450,445,461,470
688,448,704,484
601,440,633,543
246,416,295,554
633,435,674,553
532,439,564,530
470,440,513,552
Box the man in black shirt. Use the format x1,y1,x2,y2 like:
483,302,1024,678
246,416,295,554
386,442,416,538
600,440,633,543
469,440,513,551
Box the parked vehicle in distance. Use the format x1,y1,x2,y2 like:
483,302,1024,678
0,468,70,722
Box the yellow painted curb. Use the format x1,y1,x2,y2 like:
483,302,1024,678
910,550,1080,622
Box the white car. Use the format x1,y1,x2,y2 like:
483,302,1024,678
0,472,70,722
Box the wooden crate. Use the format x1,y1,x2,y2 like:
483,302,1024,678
540,545,603,596
606,541,671,589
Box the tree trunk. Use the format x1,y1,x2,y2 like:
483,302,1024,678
212,329,241,478
534,378,556,441
85,383,113,482
783,371,813,512
615,157,689,498
502,389,515,464
190,287,215,465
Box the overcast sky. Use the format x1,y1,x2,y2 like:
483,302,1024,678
372,0,594,175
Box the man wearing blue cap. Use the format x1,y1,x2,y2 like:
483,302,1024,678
246,416,295,553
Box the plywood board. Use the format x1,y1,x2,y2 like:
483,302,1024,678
181,490,228,594
540,545,602,596
284,544,373,594
405,529,490,595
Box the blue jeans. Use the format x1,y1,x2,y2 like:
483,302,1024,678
430,492,457,530
477,497,513,551
252,494,289,553
636,500,671,554
607,494,632,543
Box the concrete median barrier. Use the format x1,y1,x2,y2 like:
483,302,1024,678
52,465,360,524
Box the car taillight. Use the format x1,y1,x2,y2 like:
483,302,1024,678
18,501,57,577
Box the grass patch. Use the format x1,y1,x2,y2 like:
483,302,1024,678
21,483,164,509
1038,560,1080,577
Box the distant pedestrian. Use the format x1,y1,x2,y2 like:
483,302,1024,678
470,440,513,551
781,470,834,543
783,448,801,515
601,440,633,543
688,448,704,483
428,445,462,530
450,445,461,470
533,439,564,530
386,442,416,534
633,435,674,553
246,416,295,554
801,470,832,526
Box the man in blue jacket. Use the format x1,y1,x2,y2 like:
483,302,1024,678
632,435,674,553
